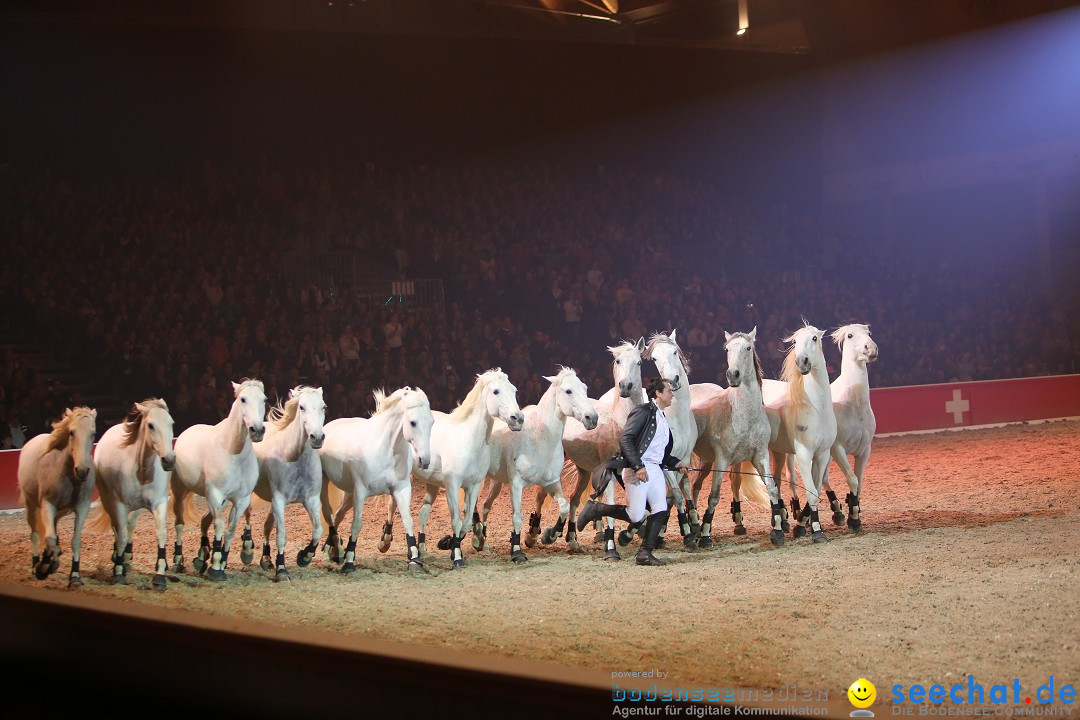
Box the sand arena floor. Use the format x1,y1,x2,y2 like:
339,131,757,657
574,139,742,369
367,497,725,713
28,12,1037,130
1,420,1077,709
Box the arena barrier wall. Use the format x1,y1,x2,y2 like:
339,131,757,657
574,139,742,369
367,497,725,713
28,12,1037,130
2,374,1078,510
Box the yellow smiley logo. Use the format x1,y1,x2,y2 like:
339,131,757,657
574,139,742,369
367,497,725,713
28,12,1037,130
848,678,876,709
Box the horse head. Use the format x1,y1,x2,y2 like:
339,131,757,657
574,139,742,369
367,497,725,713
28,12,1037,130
290,386,326,449
58,407,97,481
724,327,760,388
783,324,826,378
609,337,644,398
136,399,176,471
232,380,267,442
480,369,525,431
645,330,689,391
832,324,878,365
398,388,434,470
547,368,598,430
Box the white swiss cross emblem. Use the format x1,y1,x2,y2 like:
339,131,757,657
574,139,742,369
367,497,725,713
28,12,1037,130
945,388,970,425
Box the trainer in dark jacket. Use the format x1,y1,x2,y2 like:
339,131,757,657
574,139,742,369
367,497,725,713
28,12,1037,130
578,377,688,566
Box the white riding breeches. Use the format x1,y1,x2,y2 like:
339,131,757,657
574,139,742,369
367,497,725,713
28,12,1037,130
623,463,668,524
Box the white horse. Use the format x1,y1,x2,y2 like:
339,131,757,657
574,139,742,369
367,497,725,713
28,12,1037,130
475,367,598,562
762,324,837,542
768,325,878,531
531,338,645,559
319,386,434,573
643,330,699,548
18,407,97,588
245,386,326,582
403,369,524,569
91,399,176,589
687,329,781,546
171,379,266,580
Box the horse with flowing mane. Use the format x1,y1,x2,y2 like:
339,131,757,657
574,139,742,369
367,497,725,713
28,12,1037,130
171,379,266,581
530,338,644,559
474,367,598,562
398,369,524,569
18,406,97,588
244,386,326,581
91,399,176,588
762,324,837,542
688,329,783,546
319,386,433,573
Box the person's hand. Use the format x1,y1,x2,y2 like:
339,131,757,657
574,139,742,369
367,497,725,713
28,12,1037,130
677,462,689,477
635,467,648,484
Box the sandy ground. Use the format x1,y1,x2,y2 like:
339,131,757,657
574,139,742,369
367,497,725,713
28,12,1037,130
1,420,1078,706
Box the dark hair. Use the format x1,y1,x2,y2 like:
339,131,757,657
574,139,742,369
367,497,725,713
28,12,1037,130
646,377,668,400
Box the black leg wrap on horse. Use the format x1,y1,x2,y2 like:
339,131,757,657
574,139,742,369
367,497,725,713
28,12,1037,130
789,496,801,517
528,512,541,532
71,559,80,574
846,492,862,530
730,500,742,523
676,509,691,537
32,554,39,567
510,531,526,562
450,534,464,567
406,534,421,565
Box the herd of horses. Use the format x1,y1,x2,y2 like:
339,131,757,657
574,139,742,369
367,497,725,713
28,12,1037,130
16,323,878,590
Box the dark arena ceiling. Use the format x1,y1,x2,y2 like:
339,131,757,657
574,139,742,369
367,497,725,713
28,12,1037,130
3,0,1078,58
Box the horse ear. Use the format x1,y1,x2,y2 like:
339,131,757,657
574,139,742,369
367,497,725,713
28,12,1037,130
289,387,299,399
543,375,556,385
636,337,645,352
135,401,148,414
670,328,677,341
63,408,72,419
724,331,732,343
749,326,757,342
91,409,98,419
231,381,241,393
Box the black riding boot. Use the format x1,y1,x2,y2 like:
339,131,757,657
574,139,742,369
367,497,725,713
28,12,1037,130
636,508,671,567
577,500,631,528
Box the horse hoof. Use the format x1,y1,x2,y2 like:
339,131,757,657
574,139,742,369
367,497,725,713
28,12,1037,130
260,556,273,571
832,511,845,525
812,531,828,543
436,535,453,551
698,536,714,549
408,560,424,573
173,562,186,575
152,574,167,590
568,541,585,555
341,562,357,574
296,550,314,568
472,535,485,552
682,535,699,550
793,526,807,538
34,562,51,580
781,520,791,532
68,575,84,590
108,574,128,586
511,552,528,563
452,559,466,570
847,517,862,532
689,523,701,538
604,549,622,561
617,531,634,547
192,557,207,574
733,525,747,536
207,568,227,582
274,570,292,583
592,531,605,544
769,530,785,546
541,528,559,545
326,547,342,564
523,533,538,549
376,539,391,554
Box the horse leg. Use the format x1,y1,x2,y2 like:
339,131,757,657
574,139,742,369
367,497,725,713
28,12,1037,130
297,492,323,569
444,483,466,569
730,472,747,536
222,496,249,569
752,451,785,547
25,498,40,571
391,484,423,571
68,499,90,589
846,451,870,531
808,450,829,542
327,491,354,563
194,510,213,575
376,506,395,555
555,467,586,552
205,490,228,581
523,484,545,548
664,469,696,550
508,478,528,563
105,497,129,585
791,447,816,539
271,495,291,582
319,479,340,563
826,442,856,526
698,464,724,549
36,501,59,579
473,478,498,552
171,481,188,573
688,459,713,540
341,489,368,574
417,486,436,558
259,509,274,570
123,508,138,573
239,500,255,566
150,500,170,590
679,465,697,537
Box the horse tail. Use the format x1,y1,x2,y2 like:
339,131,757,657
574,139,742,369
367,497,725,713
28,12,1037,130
559,455,577,488
86,502,114,534
735,460,771,507
324,482,344,530
169,486,197,527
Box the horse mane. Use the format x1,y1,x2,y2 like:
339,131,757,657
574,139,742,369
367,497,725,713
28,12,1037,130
725,333,763,387
373,386,428,415
234,378,265,397
120,398,169,448
550,366,578,384
781,325,820,413
831,323,871,350
645,332,692,376
607,341,639,361
449,368,506,423
42,407,95,455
